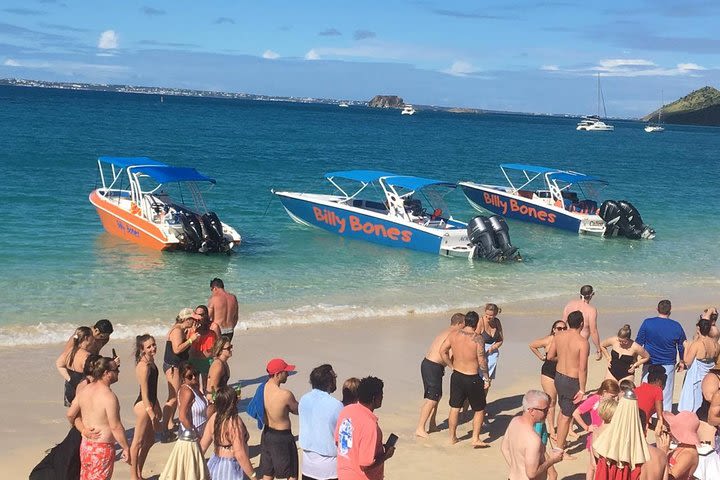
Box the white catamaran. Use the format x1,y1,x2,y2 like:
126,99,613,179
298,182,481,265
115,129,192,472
577,73,614,131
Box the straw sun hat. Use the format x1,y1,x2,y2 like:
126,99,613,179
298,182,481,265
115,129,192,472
663,411,700,446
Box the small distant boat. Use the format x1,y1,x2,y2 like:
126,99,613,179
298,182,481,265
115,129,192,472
89,156,241,252
401,104,416,115
338,102,349,108
273,170,521,261
577,74,614,131
459,163,655,239
644,92,665,133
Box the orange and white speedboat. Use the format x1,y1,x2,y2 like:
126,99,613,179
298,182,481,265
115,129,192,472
89,156,241,252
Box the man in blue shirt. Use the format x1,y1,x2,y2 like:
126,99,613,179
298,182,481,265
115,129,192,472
299,364,343,480
636,299,687,412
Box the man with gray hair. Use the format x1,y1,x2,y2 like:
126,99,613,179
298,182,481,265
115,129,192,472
501,390,563,480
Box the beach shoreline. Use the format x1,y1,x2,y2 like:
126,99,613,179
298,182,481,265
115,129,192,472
2,289,715,479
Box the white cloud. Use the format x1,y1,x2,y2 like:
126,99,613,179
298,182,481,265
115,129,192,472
677,63,705,71
4,58,21,67
305,49,320,60
544,58,708,78
541,64,559,71
443,61,476,77
262,50,280,60
598,58,655,69
98,30,119,50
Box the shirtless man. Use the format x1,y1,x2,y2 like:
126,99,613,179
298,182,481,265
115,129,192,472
563,285,601,361
547,310,589,453
501,390,563,480
63,319,115,356
440,311,491,447
67,357,130,480
262,358,299,480
415,313,465,437
208,278,239,342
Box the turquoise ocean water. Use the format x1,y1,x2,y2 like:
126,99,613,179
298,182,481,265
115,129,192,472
1,85,718,345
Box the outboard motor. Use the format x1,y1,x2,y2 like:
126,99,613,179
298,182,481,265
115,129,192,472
617,201,655,240
199,212,225,252
598,200,622,238
177,212,203,251
488,215,521,261
467,215,504,262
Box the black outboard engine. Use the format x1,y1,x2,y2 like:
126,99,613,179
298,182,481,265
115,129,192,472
617,201,655,240
598,200,622,238
467,215,504,262
177,212,203,251
488,215,521,261
199,212,226,252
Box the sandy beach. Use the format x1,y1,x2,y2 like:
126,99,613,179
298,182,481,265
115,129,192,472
3,291,715,479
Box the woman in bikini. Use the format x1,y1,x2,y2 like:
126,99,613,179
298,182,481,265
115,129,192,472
130,334,161,480
476,303,503,395
599,324,649,383
680,319,720,413
56,326,93,406
529,320,567,441
207,336,233,417
658,411,701,480
161,308,199,440
201,386,257,480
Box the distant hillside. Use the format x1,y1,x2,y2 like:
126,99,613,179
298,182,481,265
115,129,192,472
368,95,404,108
643,86,720,126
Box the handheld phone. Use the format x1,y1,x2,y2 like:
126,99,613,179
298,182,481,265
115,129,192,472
112,348,117,359
385,433,398,448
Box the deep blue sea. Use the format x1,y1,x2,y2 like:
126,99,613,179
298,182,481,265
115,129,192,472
1,85,718,345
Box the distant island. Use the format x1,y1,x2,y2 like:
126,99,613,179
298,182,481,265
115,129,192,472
643,86,720,126
368,95,405,108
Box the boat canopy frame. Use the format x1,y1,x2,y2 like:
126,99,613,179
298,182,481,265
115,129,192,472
499,163,608,205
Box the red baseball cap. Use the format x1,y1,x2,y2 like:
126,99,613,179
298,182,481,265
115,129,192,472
266,358,295,375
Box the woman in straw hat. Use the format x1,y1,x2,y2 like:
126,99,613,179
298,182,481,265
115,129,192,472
658,411,700,480
161,308,199,440
592,389,668,480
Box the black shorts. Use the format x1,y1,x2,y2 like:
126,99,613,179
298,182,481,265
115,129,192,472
421,358,445,401
449,371,486,411
260,427,298,479
554,371,580,417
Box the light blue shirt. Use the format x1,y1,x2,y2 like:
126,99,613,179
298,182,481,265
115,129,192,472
298,388,343,457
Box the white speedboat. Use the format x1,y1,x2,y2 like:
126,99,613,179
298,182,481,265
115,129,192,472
338,102,349,108
577,74,614,131
401,104,416,115
460,163,655,240
273,170,521,261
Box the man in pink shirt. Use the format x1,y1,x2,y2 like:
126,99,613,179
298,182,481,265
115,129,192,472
336,377,395,480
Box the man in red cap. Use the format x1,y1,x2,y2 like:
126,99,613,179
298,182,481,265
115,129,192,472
261,358,299,480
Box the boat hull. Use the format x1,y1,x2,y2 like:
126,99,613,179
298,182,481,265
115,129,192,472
276,193,448,255
89,190,175,250
460,184,583,233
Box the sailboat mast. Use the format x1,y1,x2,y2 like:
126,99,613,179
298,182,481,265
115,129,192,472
597,73,600,117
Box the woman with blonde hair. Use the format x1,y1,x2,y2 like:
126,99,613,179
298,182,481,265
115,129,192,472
162,308,199,440
130,334,161,480
201,386,257,479
529,320,567,441
207,336,233,418
600,324,650,383
56,326,93,406
477,303,503,395
341,377,360,406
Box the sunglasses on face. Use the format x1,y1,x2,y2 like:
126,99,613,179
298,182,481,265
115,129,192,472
555,326,567,331
185,372,197,379
532,406,550,414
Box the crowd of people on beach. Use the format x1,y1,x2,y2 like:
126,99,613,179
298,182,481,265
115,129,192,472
30,279,720,480
415,286,720,480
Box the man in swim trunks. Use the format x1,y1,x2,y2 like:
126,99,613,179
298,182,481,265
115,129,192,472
563,285,601,361
501,390,564,480
440,311,491,447
208,277,239,342
415,313,464,438
67,357,130,480
261,358,299,480
547,310,589,454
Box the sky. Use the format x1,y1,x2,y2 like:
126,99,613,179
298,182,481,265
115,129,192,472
1,0,719,117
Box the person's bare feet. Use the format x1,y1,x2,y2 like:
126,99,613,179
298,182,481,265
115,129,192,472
450,436,459,445
415,428,429,438
472,440,490,448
